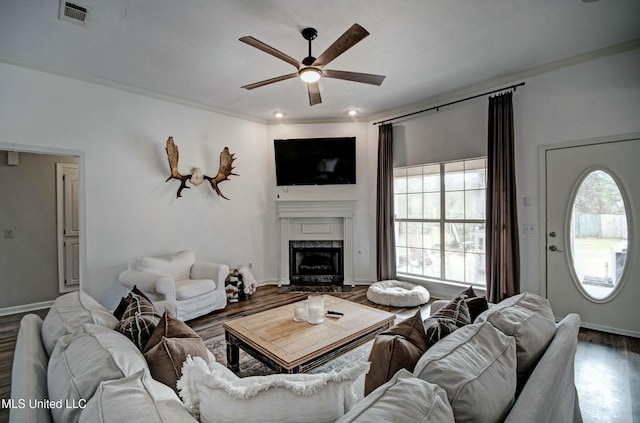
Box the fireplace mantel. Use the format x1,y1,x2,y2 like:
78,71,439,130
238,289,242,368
276,201,356,286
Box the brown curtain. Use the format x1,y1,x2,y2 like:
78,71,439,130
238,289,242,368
486,92,520,303
376,123,396,280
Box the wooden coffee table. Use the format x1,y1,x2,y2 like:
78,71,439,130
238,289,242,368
223,295,395,374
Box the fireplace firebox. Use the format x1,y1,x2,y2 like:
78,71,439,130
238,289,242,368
289,241,344,284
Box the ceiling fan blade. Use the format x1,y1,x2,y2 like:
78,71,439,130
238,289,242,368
307,82,322,106
312,23,369,68
241,73,298,90
239,36,302,69
323,69,386,85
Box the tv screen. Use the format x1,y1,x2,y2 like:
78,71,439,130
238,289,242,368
274,137,356,186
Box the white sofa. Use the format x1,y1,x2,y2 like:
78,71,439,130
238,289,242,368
337,292,583,423
119,250,228,321
10,290,366,423
10,291,201,423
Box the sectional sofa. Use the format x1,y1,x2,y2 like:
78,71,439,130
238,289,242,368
10,289,582,422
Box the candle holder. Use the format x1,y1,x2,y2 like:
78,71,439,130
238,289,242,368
293,300,309,322
307,294,324,324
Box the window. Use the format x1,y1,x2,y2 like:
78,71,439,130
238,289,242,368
394,158,487,287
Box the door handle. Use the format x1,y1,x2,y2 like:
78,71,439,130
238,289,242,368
549,245,563,252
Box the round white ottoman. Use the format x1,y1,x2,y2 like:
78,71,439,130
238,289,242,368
367,280,430,307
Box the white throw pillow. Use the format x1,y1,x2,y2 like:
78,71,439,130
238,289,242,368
475,291,556,379
137,250,196,281
336,369,454,422
41,290,119,356
48,323,149,423
414,322,517,423
79,369,196,422
178,356,369,423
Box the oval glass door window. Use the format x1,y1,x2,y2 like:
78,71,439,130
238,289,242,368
570,169,629,301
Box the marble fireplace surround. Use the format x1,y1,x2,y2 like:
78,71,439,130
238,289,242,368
276,200,355,286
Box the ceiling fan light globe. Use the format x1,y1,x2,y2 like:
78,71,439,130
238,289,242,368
299,68,321,83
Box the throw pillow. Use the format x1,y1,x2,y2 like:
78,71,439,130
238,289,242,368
456,285,489,321
423,296,471,346
113,285,154,320
41,291,119,356
80,369,196,423
118,290,160,350
365,311,428,395
475,291,557,386
178,355,368,423
337,369,455,423
414,322,518,423
143,310,208,393
48,323,148,423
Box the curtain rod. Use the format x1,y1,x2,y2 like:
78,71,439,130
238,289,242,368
372,81,525,126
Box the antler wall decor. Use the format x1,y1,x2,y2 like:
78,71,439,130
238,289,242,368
164,136,237,200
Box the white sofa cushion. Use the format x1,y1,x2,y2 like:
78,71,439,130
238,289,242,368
414,322,517,423
336,369,454,423
475,291,556,380
48,324,149,423
178,356,368,423
136,250,196,281
41,291,119,356
79,370,196,422
175,279,216,300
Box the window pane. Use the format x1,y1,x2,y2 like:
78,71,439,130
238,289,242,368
396,247,408,273
465,190,486,219
445,162,464,191
407,167,422,193
422,164,440,192
570,169,628,301
395,222,407,247
445,191,464,219
408,193,422,218
393,169,407,193
464,159,486,189
444,250,464,282
394,194,407,219
444,223,464,252
422,222,441,250
423,192,440,219
465,252,486,286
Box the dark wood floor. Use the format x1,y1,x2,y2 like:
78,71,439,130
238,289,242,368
0,286,638,423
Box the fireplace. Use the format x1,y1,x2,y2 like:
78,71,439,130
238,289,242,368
289,241,344,284
277,200,355,286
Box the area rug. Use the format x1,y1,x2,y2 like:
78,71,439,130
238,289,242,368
204,335,372,378
277,285,353,294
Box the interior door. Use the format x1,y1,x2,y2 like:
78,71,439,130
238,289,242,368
545,137,639,337
57,163,80,292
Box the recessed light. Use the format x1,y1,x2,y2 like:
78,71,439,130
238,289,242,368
274,112,285,118
348,110,357,116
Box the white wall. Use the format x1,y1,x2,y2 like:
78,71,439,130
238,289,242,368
2,47,638,308
388,48,640,297
0,62,270,309
267,122,377,283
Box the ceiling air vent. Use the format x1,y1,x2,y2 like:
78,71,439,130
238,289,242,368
59,2,88,26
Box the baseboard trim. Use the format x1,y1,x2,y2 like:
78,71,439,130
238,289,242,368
579,320,640,339
0,300,54,317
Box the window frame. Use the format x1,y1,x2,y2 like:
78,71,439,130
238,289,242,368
394,157,488,291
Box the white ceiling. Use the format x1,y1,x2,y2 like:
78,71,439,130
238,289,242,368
1,0,639,123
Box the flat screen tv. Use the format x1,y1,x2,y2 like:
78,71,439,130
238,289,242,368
274,137,356,186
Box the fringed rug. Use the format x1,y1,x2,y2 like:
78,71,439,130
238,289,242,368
277,285,353,294
204,335,372,378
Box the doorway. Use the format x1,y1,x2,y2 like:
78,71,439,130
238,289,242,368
0,145,84,312
542,134,639,337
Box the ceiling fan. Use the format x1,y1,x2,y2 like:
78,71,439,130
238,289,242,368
239,23,386,106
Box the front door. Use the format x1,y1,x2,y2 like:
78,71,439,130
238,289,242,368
545,135,639,337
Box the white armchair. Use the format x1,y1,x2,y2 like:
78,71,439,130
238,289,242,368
119,250,228,321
